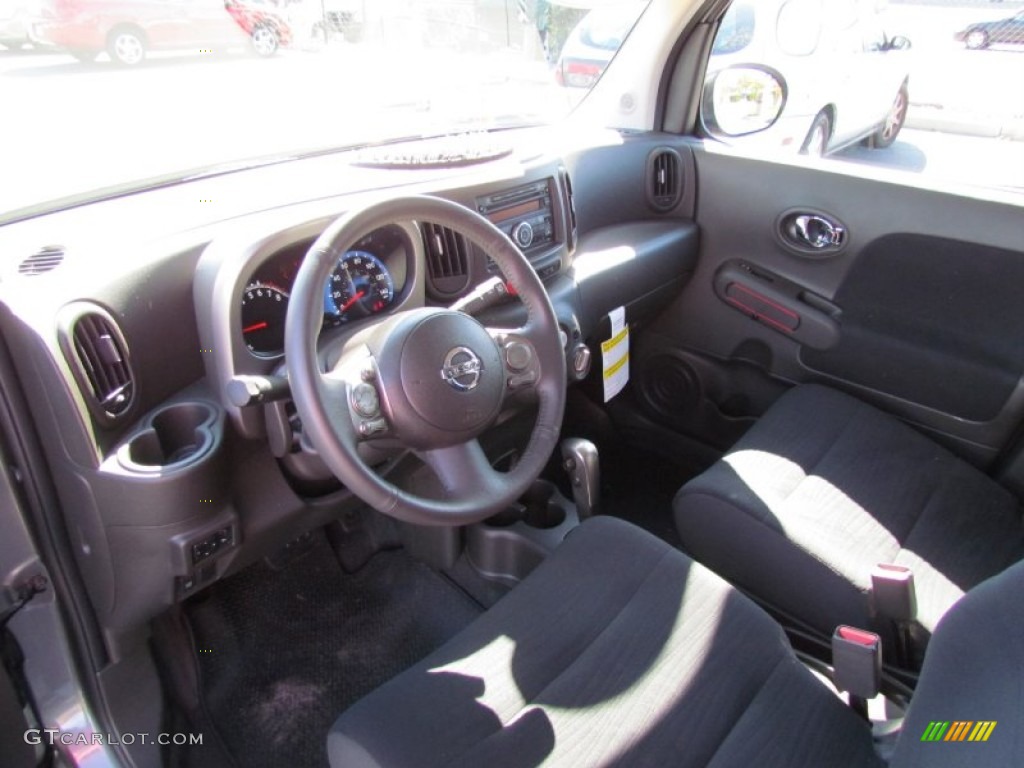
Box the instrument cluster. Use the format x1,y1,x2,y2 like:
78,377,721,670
240,225,410,357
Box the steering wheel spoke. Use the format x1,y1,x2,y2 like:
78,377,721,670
316,372,361,448
323,354,390,443
418,440,508,500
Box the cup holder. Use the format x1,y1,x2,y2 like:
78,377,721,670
122,401,218,470
521,480,567,529
469,479,577,585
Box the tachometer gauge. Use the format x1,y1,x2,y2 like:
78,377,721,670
241,283,289,356
324,250,395,325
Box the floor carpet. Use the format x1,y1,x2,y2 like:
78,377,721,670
596,447,691,549
183,533,482,768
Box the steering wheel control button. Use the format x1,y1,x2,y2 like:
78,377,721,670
442,346,484,391
504,341,533,372
350,382,380,417
358,417,387,438
508,370,538,389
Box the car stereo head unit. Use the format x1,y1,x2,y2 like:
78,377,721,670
477,179,556,254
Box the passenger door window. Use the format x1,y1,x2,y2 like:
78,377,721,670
700,0,1024,195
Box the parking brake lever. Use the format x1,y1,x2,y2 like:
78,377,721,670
560,438,599,520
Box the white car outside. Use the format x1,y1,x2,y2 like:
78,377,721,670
706,0,911,155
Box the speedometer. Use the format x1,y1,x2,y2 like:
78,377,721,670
324,250,395,325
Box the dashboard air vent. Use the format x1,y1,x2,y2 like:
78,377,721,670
61,306,135,420
647,148,682,212
18,245,65,276
422,223,470,295
559,166,577,254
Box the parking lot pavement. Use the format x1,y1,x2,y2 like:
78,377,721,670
834,128,1024,191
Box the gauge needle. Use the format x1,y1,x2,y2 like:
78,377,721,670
340,291,365,312
243,321,269,333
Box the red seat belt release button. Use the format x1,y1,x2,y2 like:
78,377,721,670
832,625,882,700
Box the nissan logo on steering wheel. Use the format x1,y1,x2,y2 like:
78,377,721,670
441,346,483,391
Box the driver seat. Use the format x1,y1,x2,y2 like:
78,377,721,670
327,517,1023,767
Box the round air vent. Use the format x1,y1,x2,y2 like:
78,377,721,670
18,245,65,276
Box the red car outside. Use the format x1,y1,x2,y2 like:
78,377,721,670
31,0,291,65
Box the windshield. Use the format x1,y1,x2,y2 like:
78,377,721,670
4,0,650,218
579,4,636,50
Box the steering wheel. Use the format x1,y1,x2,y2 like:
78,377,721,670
285,196,566,526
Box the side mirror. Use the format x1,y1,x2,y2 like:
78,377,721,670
703,65,787,138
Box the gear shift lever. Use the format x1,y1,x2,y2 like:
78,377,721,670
561,438,600,520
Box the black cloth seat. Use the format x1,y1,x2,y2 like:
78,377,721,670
673,383,1024,656
328,516,1024,767
328,517,882,767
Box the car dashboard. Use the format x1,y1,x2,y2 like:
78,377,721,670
0,126,700,641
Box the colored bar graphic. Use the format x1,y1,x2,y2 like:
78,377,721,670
970,722,997,742
944,722,972,741
921,721,996,742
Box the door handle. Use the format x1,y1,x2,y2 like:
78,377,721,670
791,214,845,249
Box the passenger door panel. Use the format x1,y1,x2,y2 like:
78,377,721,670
800,232,1024,424
637,145,1024,465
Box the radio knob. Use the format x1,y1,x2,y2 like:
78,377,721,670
512,221,534,249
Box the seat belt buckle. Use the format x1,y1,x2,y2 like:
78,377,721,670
871,563,917,622
832,625,882,701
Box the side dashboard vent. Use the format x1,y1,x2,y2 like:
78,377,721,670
422,222,470,295
18,245,65,276
647,148,682,212
558,166,577,254
59,305,135,421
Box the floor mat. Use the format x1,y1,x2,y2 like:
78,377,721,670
598,448,691,549
183,533,483,768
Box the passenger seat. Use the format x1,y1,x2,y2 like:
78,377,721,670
673,383,1024,665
